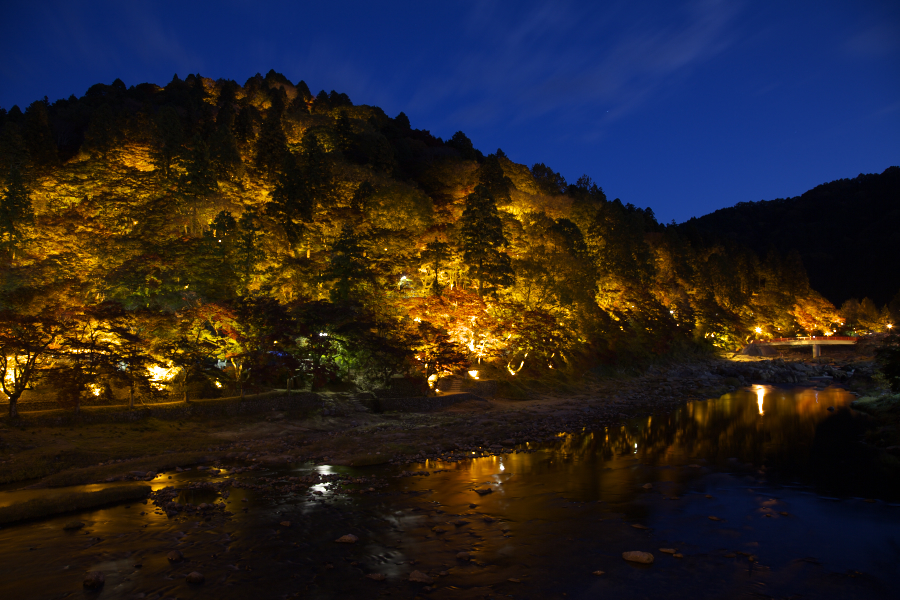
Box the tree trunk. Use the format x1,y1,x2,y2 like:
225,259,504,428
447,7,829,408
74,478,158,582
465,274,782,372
129,384,134,409
8,397,18,419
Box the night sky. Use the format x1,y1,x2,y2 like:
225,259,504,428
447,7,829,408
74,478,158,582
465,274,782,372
1,0,897,223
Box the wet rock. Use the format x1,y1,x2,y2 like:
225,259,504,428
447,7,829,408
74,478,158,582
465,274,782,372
508,577,521,582
622,551,654,564
708,516,723,521
674,553,684,559
474,488,492,496
335,534,358,543
631,524,650,530
431,526,448,534
167,550,184,563
453,519,470,527
660,548,677,554
366,573,386,581
642,483,653,489
409,570,434,584
456,552,470,560
592,570,605,576
83,571,105,589
185,571,204,584
280,521,291,527
63,521,85,531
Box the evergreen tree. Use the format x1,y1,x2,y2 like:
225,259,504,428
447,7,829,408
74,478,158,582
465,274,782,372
23,100,57,166
459,184,515,297
255,92,288,178
236,210,265,291
446,130,480,161
83,103,117,158
478,153,513,205
210,103,242,180
421,240,452,296
181,135,217,199
323,223,370,303
300,130,332,210
350,181,374,215
266,152,313,253
151,106,184,179
234,104,258,144
0,110,27,174
0,166,34,259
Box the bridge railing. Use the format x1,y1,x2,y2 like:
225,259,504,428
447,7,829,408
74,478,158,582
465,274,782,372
752,336,857,343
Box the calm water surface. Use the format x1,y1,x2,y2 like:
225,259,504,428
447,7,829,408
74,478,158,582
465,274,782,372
1,385,898,599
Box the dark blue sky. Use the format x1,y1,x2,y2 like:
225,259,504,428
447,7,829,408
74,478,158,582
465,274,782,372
2,0,898,223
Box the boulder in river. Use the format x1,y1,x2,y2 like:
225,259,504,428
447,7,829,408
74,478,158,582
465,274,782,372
409,570,434,584
186,571,204,584
63,521,84,531
167,549,184,563
335,534,358,543
622,551,654,564
83,571,105,589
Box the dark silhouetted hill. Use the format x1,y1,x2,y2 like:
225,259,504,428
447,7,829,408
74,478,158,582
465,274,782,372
681,167,900,307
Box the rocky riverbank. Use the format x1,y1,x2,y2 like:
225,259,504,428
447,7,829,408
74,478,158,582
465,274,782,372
1,352,880,498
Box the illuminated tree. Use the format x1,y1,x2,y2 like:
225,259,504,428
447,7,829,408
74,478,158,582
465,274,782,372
54,306,121,415
459,184,514,298
420,240,452,297
413,321,468,394
0,310,63,418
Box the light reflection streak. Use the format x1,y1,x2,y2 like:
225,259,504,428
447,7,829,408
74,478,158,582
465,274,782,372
755,385,765,416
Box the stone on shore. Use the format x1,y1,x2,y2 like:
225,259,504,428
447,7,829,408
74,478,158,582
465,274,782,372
335,534,358,543
622,551,654,564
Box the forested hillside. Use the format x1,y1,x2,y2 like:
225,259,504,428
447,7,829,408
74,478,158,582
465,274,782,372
681,167,900,307
0,71,884,416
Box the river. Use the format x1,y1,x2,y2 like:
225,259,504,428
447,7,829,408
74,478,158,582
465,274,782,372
1,384,898,599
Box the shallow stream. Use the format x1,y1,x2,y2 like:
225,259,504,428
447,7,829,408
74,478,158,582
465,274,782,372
1,385,898,599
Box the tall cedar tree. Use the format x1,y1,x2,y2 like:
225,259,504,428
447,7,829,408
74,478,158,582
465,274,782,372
152,106,184,180
83,103,117,158
255,91,288,178
459,184,515,297
0,166,34,260
266,152,313,253
23,100,57,167
210,103,242,179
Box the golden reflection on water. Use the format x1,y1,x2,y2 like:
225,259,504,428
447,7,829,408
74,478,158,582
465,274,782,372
412,386,856,492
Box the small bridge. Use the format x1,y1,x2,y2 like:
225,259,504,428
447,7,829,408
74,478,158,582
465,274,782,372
749,336,857,357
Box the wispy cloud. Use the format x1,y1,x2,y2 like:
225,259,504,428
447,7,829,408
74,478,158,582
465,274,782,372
406,0,742,138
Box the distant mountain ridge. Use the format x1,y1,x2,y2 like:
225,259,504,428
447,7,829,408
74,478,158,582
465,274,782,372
681,167,900,307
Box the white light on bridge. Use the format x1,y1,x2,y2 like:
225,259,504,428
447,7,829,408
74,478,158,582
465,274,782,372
754,327,762,334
